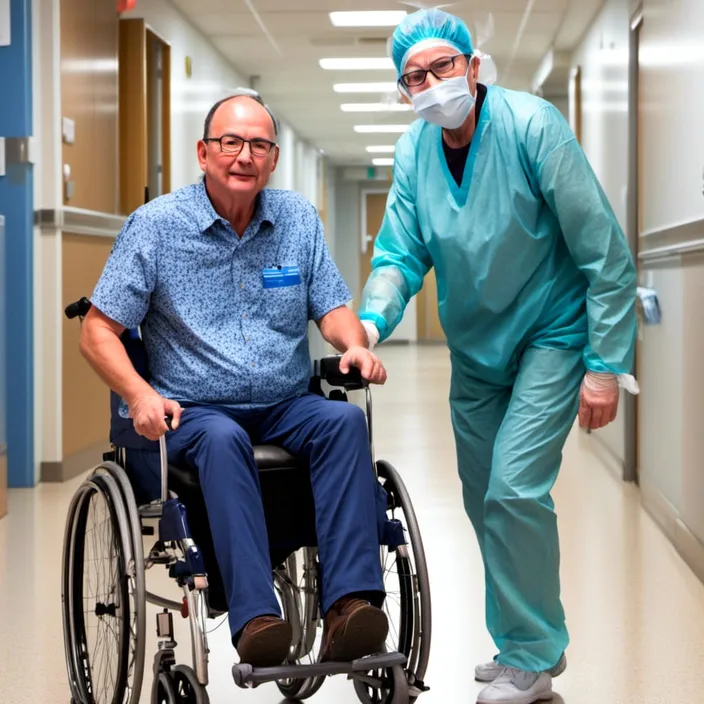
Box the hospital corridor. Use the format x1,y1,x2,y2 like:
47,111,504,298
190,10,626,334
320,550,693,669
2,0,704,703
2,346,704,704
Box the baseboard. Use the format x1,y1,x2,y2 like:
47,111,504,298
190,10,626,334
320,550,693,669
41,440,108,482
640,474,704,584
0,449,7,519
674,518,704,585
578,428,626,482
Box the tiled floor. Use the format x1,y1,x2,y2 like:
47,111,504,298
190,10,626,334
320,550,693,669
2,344,704,703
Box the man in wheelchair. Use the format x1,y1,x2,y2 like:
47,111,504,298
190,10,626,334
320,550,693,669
79,89,389,670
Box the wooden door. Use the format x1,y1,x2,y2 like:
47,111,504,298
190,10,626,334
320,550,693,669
416,269,445,342
359,192,388,304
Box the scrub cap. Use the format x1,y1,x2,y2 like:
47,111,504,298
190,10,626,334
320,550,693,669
391,8,474,77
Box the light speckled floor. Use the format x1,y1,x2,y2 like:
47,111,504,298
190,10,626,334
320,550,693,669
2,344,704,703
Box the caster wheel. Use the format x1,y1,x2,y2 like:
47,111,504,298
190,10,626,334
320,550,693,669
172,665,210,704
353,664,409,704
152,671,178,704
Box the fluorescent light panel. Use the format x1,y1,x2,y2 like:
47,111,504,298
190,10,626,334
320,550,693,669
329,11,407,27
354,124,409,133
372,158,395,166
366,146,396,153
319,57,395,70
333,82,398,93
341,103,411,112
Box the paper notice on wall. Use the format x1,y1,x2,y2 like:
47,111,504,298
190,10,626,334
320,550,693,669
0,0,9,47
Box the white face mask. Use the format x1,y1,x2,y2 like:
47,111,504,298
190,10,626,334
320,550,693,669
410,68,476,130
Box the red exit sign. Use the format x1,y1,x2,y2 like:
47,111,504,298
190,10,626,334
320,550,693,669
117,0,136,11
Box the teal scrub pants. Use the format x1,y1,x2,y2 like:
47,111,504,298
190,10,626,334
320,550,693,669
449,346,584,672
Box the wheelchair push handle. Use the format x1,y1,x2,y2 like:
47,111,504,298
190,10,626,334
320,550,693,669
315,355,368,391
65,296,93,320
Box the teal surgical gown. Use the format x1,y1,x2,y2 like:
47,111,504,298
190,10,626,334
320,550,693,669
359,85,637,672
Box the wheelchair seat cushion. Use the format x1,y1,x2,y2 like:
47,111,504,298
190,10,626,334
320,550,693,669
167,445,300,491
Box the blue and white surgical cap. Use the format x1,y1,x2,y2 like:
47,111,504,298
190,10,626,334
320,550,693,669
391,9,474,77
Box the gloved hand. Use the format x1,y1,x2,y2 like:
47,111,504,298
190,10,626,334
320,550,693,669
578,371,620,430
361,320,380,350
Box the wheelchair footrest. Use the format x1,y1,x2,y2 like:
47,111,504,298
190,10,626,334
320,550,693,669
231,651,407,688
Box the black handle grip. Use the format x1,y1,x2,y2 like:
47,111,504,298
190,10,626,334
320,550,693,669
64,297,92,320
318,355,367,390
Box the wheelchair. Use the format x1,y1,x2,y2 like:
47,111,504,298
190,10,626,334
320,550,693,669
61,296,432,704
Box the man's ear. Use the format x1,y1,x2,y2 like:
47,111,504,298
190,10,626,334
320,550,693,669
270,145,280,172
197,140,208,171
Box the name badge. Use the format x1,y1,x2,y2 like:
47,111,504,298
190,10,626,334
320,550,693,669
262,265,302,289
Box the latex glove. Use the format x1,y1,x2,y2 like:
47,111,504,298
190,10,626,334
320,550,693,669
578,371,620,430
361,320,380,351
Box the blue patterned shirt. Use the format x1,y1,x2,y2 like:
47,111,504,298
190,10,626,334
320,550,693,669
92,179,351,409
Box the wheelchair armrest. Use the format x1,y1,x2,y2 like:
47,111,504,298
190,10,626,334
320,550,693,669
315,355,368,391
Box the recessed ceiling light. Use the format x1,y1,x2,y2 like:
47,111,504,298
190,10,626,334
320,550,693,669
341,103,411,112
354,125,409,133
333,82,398,93
366,146,396,153
329,11,407,27
320,58,395,70
372,157,395,166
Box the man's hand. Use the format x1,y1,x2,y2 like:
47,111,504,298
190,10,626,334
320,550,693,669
339,346,387,385
578,372,619,430
128,393,183,441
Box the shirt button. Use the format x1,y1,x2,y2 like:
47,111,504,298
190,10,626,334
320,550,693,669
252,362,256,367
243,314,248,318
240,283,244,289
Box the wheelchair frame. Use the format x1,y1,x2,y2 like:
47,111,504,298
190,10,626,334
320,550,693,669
61,296,432,704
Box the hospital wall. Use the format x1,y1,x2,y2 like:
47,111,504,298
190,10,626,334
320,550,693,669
574,0,704,582
32,0,326,484
570,0,631,478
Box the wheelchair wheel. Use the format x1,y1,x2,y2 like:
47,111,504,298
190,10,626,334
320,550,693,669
354,664,409,704
61,465,146,704
171,665,210,704
275,548,326,700
354,460,432,704
152,671,178,704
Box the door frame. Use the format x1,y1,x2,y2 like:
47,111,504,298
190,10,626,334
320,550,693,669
624,3,643,484
359,187,390,303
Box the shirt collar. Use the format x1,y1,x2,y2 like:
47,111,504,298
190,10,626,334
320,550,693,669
194,177,277,235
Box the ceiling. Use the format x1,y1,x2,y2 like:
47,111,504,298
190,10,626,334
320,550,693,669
171,0,605,165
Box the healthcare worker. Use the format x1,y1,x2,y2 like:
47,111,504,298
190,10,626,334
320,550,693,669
358,9,638,704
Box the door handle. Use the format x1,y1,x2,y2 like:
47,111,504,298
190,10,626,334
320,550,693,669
361,233,374,255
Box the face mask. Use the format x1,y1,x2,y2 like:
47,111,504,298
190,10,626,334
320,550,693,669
410,69,475,130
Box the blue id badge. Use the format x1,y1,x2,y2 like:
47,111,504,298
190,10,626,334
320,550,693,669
262,265,302,289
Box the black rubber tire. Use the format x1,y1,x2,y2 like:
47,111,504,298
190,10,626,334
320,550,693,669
62,474,134,704
171,665,210,704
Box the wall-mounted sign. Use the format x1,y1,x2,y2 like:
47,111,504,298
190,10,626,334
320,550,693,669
0,0,10,47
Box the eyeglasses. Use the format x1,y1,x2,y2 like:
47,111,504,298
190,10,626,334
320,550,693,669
400,53,471,88
204,134,277,157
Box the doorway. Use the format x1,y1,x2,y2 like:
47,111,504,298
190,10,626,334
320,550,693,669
359,191,387,300
118,19,171,214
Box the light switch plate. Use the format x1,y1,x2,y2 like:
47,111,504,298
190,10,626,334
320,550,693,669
62,117,76,145
0,138,5,176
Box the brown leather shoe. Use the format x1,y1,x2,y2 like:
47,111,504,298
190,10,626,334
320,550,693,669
321,597,389,662
235,615,292,667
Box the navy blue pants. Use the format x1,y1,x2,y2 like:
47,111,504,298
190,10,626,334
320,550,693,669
129,393,385,640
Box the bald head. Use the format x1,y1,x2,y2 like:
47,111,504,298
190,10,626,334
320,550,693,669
203,93,279,141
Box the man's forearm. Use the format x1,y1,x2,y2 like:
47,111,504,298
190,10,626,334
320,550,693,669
317,305,369,352
80,323,155,405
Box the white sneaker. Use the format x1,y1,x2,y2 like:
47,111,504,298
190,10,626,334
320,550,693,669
476,668,553,704
475,653,566,683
